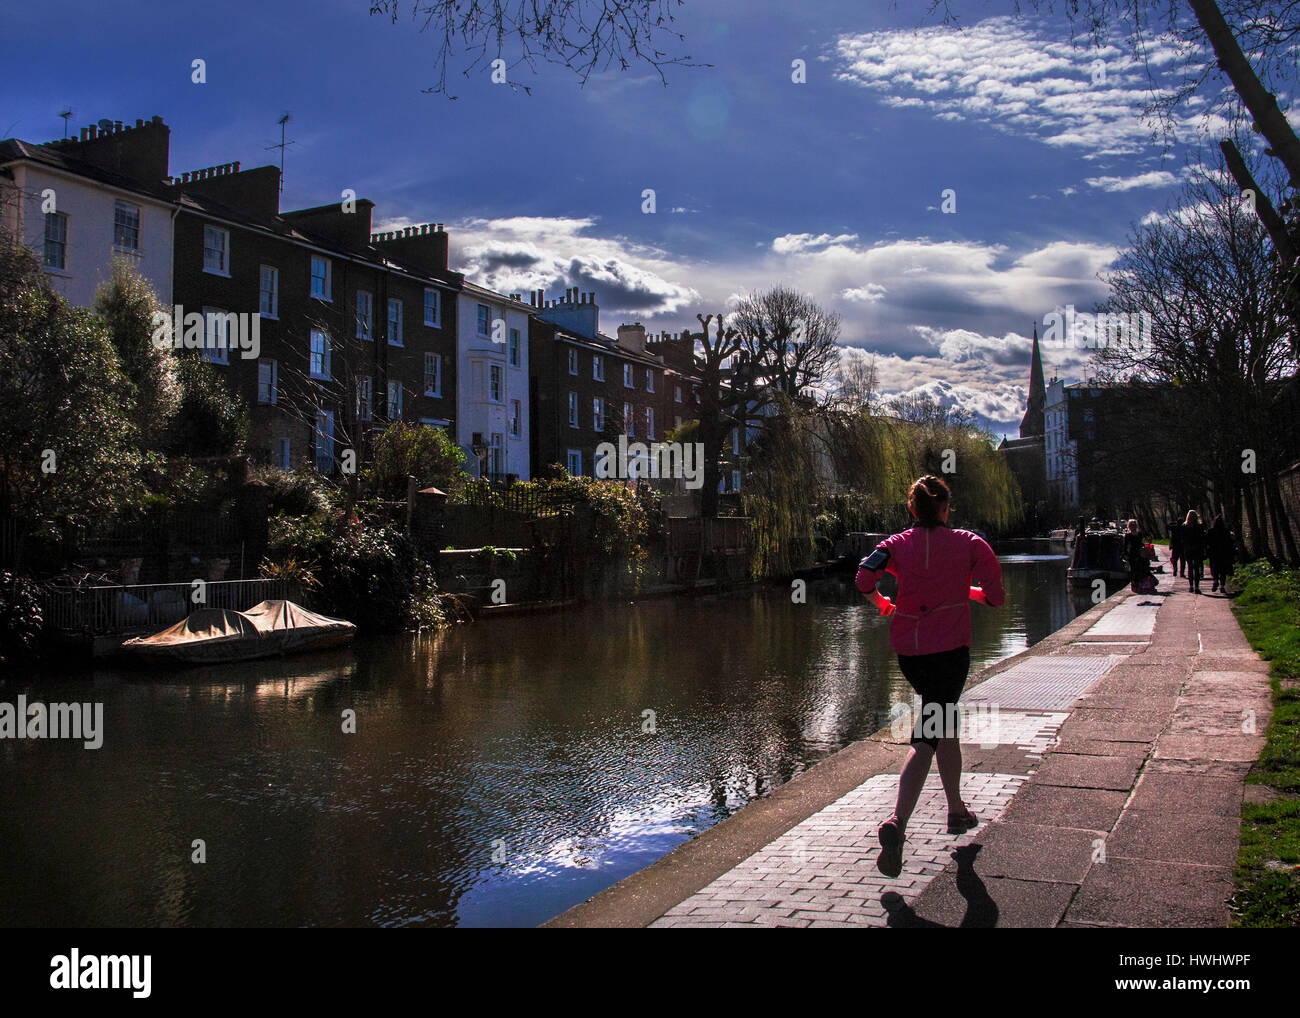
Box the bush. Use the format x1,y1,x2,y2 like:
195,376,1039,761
0,571,43,665
262,510,453,632
363,421,466,499
253,464,331,518
165,357,248,457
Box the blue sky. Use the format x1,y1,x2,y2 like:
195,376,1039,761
1,0,1240,434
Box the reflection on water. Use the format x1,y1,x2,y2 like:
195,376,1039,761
0,556,1086,928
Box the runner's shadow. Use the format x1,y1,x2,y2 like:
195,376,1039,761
882,844,998,928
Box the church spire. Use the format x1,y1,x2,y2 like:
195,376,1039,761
1019,323,1046,438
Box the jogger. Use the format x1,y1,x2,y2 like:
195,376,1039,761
855,475,1005,877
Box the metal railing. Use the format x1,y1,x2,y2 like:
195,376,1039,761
42,578,288,636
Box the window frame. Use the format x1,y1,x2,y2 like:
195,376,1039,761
309,255,332,301
43,211,67,270
259,264,279,319
388,297,404,346
257,359,278,405
201,307,230,366
202,224,230,276
309,329,331,380
314,411,335,473
357,377,373,421
113,201,140,251
423,287,441,327
424,352,442,397
356,290,373,341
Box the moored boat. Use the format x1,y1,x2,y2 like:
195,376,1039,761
120,600,355,666
1066,524,1130,589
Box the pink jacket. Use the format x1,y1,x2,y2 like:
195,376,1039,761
855,526,1005,656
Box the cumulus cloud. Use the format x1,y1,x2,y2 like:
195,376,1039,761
375,211,1118,431
841,283,888,303
375,214,702,319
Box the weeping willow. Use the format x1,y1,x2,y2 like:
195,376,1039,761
742,406,1023,579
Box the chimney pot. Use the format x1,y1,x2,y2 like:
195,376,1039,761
114,121,122,132
135,118,144,128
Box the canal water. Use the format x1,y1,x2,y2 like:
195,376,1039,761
0,553,1088,928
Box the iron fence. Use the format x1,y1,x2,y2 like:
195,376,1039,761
41,577,288,636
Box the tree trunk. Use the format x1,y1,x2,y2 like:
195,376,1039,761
1219,139,1295,263
1263,468,1300,563
1191,0,1300,188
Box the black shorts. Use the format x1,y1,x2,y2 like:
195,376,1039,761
897,646,970,749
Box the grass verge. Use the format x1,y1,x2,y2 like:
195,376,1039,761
1227,561,1300,927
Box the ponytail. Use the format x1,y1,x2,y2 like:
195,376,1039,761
908,475,951,528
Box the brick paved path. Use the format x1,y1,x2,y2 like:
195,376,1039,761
650,552,1271,928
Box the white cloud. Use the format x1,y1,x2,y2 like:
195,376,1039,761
1083,170,1179,191
841,283,888,303
375,214,702,317
834,15,1221,158
400,213,1116,431
771,232,860,253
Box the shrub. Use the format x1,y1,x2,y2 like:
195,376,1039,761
0,571,43,665
262,510,453,632
363,421,467,499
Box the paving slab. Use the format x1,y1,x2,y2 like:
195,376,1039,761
1127,771,1244,816
1068,859,1233,928
967,821,1103,883
1106,809,1242,868
894,870,1077,928
998,784,1129,831
1031,752,1146,791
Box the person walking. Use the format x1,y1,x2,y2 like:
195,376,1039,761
1168,515,1185,578
1182,510,1206,594
1124,519,1152,592
1207,515,1235,594
855,475,1006,878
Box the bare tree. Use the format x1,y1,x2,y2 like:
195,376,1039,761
884,391,976,429
1098,163,1299,559
730,285,842,402
368,0,700,96
834,349,879,412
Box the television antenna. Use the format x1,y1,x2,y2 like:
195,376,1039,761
58,108,73,138
265,113,295,195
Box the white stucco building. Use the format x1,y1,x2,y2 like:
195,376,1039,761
0,118,175,307
455,282,533,480
1044,377,1078,507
